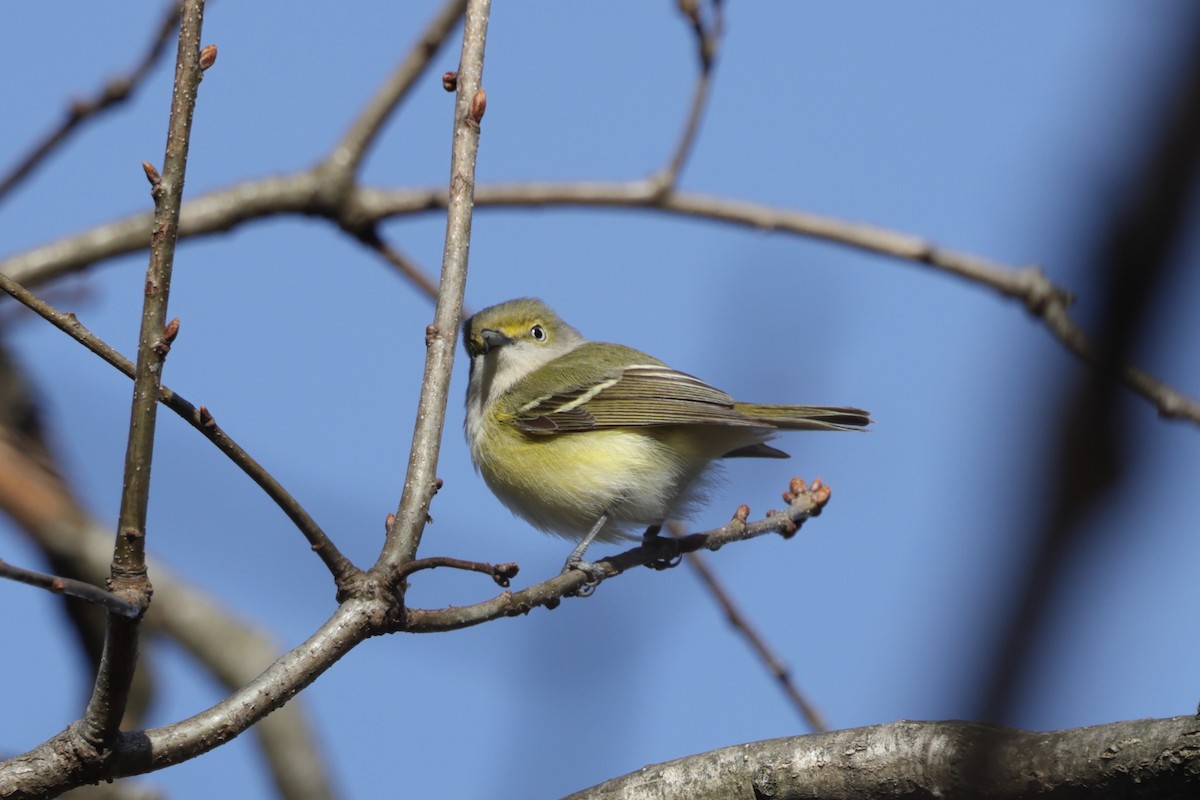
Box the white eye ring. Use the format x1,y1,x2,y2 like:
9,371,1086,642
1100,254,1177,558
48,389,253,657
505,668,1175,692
530,324,547,342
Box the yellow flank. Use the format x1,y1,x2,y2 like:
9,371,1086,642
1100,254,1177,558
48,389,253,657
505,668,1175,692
473,420,686,542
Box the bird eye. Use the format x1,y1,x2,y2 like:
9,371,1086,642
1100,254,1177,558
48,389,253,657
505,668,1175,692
530,324,547,342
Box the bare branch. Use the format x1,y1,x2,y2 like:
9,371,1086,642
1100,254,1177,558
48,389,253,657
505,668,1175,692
0,271,359,589
7,476,338,800
7,178,1195,428
397,555,520,588
404,478,833,632
0,598,374,796
649,0,724,193
0,476,834,794
0,2,182,205
562,716,1200,800
672,523,828,732
0,557,140,618
378,0,493,569
81,0,204,747
354,229,441,302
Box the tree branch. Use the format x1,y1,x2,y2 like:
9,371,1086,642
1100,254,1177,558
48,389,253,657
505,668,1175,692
404,478,831,632
377,0,492,570
562,715,1200,799
648,0,723,193
0,557,140,618
0,598,374,797
81,0,207,749
673,523,828,732
0,270,359,590
6,180,1196,427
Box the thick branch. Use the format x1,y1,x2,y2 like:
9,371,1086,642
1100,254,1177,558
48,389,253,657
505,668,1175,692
563,716,1200,800
0,599,376,797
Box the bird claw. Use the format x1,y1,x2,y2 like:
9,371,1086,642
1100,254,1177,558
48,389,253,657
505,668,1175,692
642,531,683,570
562,557,603,597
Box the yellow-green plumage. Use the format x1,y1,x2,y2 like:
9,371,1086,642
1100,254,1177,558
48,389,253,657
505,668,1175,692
463,298,869,543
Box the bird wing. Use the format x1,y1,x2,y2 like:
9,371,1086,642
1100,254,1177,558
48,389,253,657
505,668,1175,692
506,346,763,434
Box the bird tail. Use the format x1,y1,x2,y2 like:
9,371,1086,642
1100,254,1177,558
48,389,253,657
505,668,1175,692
734,403,872,432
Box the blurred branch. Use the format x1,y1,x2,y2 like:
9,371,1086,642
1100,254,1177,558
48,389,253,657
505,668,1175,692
0,426,337,798
377,0,491,570
563,715,1200,800
0,270,359,589
0,345,158,726
0,2,181,206
974,12,1200,740
670,523,827,732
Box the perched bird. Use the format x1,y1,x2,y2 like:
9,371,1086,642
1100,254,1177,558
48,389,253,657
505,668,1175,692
462,298,870,570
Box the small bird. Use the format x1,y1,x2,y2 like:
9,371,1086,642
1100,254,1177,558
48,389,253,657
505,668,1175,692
463,298,870,571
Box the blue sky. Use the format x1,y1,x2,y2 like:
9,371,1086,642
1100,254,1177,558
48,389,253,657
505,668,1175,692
2,2,1199,798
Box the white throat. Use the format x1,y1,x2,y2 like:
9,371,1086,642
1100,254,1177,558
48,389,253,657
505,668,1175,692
465,335,584,452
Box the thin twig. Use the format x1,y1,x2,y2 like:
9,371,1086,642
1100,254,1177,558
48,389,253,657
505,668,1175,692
0,557,140,618
675,531,828,732
355,229,442,301
650,0,723,192
397,556,520,587
0,270,358,588
0,2,182,205
405,478,835,632
377,0,492,570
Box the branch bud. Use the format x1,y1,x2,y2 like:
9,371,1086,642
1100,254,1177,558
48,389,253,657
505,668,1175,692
199,44,218,70
469,88,487,127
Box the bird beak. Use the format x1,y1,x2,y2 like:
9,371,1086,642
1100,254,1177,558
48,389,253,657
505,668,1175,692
479,328,513,354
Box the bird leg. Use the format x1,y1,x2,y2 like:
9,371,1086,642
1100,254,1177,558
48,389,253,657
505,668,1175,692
562,512,609,582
